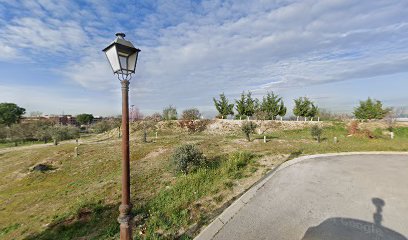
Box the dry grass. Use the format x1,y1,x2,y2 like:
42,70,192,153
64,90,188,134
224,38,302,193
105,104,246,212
0,120,407,239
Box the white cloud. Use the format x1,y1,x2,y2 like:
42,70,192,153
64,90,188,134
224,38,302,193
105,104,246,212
1,0,408,114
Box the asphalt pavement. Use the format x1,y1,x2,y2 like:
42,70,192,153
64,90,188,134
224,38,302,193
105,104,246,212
196,153,408,240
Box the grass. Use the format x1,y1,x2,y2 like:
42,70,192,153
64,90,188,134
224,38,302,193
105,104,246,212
0,140,43,149
0,121,407,239
139,151,255,239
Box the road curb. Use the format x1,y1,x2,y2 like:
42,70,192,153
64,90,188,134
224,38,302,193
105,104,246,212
193,151,408,240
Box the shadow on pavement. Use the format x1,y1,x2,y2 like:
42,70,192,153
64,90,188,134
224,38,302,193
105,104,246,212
302,198,407,240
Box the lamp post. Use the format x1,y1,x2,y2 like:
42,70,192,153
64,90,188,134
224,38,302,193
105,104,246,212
103,33,141,240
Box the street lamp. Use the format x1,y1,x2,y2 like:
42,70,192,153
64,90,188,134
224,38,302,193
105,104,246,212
103,32,141,240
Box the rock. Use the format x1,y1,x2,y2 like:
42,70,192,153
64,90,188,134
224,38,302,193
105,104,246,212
32,164,52,172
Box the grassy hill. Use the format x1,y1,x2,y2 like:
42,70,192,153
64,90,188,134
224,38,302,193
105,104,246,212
1,120,407,239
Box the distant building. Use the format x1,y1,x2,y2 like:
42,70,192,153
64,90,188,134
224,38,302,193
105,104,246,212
21,115,78,126
92,116,103,124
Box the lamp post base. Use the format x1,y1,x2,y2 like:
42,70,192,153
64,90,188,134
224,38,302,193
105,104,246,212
118,204,132,240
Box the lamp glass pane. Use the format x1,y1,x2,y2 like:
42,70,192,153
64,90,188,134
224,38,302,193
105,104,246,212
119,55,128,71
105,45,120,73
128,52,138,72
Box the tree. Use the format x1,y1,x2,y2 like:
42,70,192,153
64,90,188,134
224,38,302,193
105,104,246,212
307,103,319,118
213,93,234,119
0,124,7,140
130,106,143,122
235,91,259,119
261,92,286,120
144,112,163,122
182,108,201,120
50,125,79,145
93,119,118,133
353,98,390,120
245,92,258,117
163,105,178,120
293,97,318,118
76,113,94,125
0,103,26,126
241,121,257,141
8,124,24,146
311,125,323,143
235,92,247,119
32,121,52,143
279,103,287,117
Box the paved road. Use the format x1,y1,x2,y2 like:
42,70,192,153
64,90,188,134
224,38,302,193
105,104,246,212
211,154,408,240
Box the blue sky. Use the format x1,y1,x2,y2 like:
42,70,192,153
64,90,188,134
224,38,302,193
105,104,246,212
0,0,407,117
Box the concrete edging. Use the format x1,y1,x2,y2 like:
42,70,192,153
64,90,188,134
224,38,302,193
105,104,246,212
193,151,408,240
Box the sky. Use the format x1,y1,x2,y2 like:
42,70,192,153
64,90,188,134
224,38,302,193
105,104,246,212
0,0,407,117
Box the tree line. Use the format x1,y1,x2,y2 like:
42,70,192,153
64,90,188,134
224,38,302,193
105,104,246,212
213,91,319,120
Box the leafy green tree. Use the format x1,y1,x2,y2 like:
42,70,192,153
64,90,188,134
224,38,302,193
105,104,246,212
235,92,246,119
354,98,390,120
0,103,26,126
245,92,258,117
213,93,234,119
235,91,259,119
307,103,319,118
261,92,286,120
279,103,287,117
181,108,201,120
293,97,318,118
76,113,94,125
163,105,178,120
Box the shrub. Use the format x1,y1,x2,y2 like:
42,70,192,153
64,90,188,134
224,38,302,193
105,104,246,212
93,120,117,133
178,120,209,133
145,112,163,122
50,125,80,143
311,125,323,142
394,127,408,139
225,152,254,173
163,105,178,120
253,110,268,120
171,144,207,174
181,108,201,120
241,121,257,141
347,121,359,135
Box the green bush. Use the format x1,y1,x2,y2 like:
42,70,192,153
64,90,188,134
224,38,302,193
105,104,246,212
373,128,385,138
223,151,254,176
92,120,118,133
144,151,256,238
311,125,323,142
394,127,408,138
171,144,207,174
241,121,257,141
50,125,80,142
